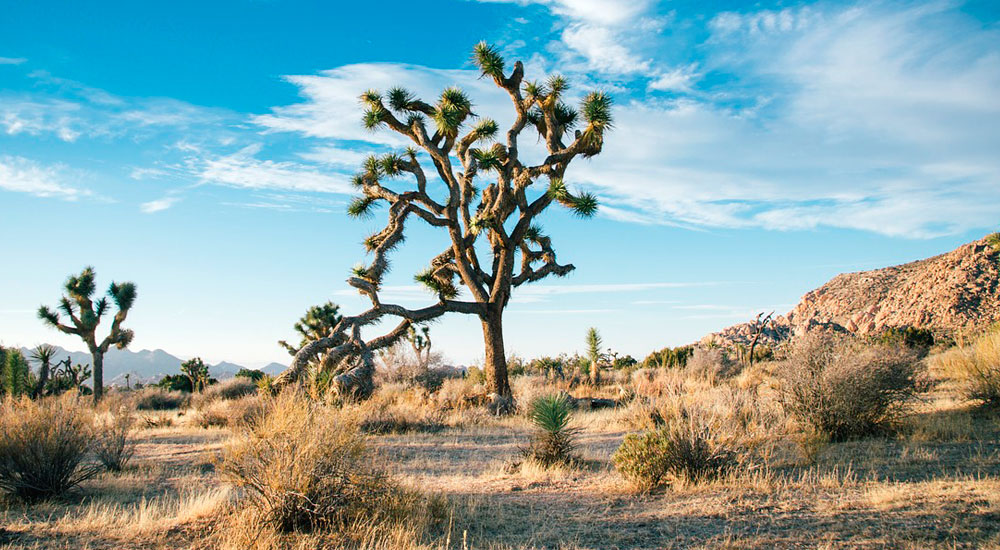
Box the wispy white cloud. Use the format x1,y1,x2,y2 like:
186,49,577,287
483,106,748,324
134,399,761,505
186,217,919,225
194,144,354,194
139,196,179,213
0,57,26,65
0,156,86,199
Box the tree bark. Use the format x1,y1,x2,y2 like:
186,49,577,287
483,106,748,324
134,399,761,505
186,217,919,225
90,348,103,403
481,308,511,399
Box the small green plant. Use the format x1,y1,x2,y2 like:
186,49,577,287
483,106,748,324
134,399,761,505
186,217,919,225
235,368,266,382
613,420,739,490
641,346,694,369
1,348,33,398
523,393,579,467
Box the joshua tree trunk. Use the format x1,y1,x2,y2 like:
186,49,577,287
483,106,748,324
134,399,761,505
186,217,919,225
481,307,511,398
90,346,104,402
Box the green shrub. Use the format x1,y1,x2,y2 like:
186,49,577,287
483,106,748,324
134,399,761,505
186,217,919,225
776,334,922,441
235,368,266,382
641,346,694,369
523,393,579,467
1,348,33,398
135,387,190,410
875,326,935,352
613,411,741,490
987,232,1000,255
0,394,100,501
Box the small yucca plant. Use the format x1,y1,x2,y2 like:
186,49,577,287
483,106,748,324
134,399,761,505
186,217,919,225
523,393,579,467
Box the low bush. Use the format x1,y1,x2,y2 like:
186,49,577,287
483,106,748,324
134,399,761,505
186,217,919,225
776,334,923,441
193,396,268,429
197,377,257,405
0,394,100,501
218,392,426,535
355,384,444,434
523,393,579,467
934,327,1000,406
686,347,740,380
93,399,137,471
134,388,190,410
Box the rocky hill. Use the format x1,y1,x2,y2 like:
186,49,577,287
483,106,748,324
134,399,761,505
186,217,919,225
709,235,1000,348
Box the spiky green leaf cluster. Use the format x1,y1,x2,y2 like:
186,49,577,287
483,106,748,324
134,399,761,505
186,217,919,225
387,87,415,111
581,91,613,130
472,41,505,80
471,147,503,172
109,282,137,311
347,195,379,218
432,87,473,138
547,75,568,99
547,179,599,218
414,268,458,299
471,118,499,142
529,393,573,435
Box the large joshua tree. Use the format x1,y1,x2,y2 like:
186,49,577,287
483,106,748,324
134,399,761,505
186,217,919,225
275,43,612,407
38,267,137,403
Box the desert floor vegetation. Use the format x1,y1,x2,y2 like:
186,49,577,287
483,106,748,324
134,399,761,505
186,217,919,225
1,339,999,549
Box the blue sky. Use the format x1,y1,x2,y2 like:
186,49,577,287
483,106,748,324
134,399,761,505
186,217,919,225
1,0,998,367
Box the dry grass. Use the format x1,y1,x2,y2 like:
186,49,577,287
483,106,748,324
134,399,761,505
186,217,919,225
2,343,999,549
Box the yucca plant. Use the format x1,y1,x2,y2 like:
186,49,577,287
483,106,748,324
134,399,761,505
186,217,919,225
276,42,614,412
524,393,579,467
38,266,137,403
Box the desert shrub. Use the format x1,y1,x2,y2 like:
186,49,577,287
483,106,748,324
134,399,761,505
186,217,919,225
0,394,100,501
876,326,935,352
156,374,193,393
776,334,923,441
134,387,190,410
686,347,739,380
988,232,1000,255
355,384,444,434
256,374,277,397
93,400,137,471
523,393,579,467
642,346,694,369
235,368,266,382
612,354,639,370
218,392,421,534
201,377,257,402
935,328,1000,406
193,402,231,428
465,366,485,385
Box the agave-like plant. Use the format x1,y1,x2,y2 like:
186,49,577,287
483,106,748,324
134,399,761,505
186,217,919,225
524,393,579,467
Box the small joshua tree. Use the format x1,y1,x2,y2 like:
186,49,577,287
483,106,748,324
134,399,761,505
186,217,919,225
180,357,210,393
406,324,432,369
29,344,59,398
276,43,613,409
38,267,136,403
279,302,344,375
585,327,604,385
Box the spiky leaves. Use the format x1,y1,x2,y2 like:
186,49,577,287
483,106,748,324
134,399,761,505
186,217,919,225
347,196,379,218
525,393,579,467
579,91,614,156
414,268,459,299
472,41,505,81
471,118,499,143
547,179,599,218
109,282,137,311
433,87,473,138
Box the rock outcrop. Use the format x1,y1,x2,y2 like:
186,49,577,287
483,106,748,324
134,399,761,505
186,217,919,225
708,235,1000,348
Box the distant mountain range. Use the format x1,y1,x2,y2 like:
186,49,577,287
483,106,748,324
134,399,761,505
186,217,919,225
15,345,287,387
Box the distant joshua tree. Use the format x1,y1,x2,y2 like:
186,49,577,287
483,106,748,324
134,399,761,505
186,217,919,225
276,43,613,410
29,344,59,398
278,301,344,376
406,324,432,369
180,357,210,393
38,267,137,403
585,327,603,385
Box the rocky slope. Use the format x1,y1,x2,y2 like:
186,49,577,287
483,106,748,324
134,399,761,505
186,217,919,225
709,235,1000,348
